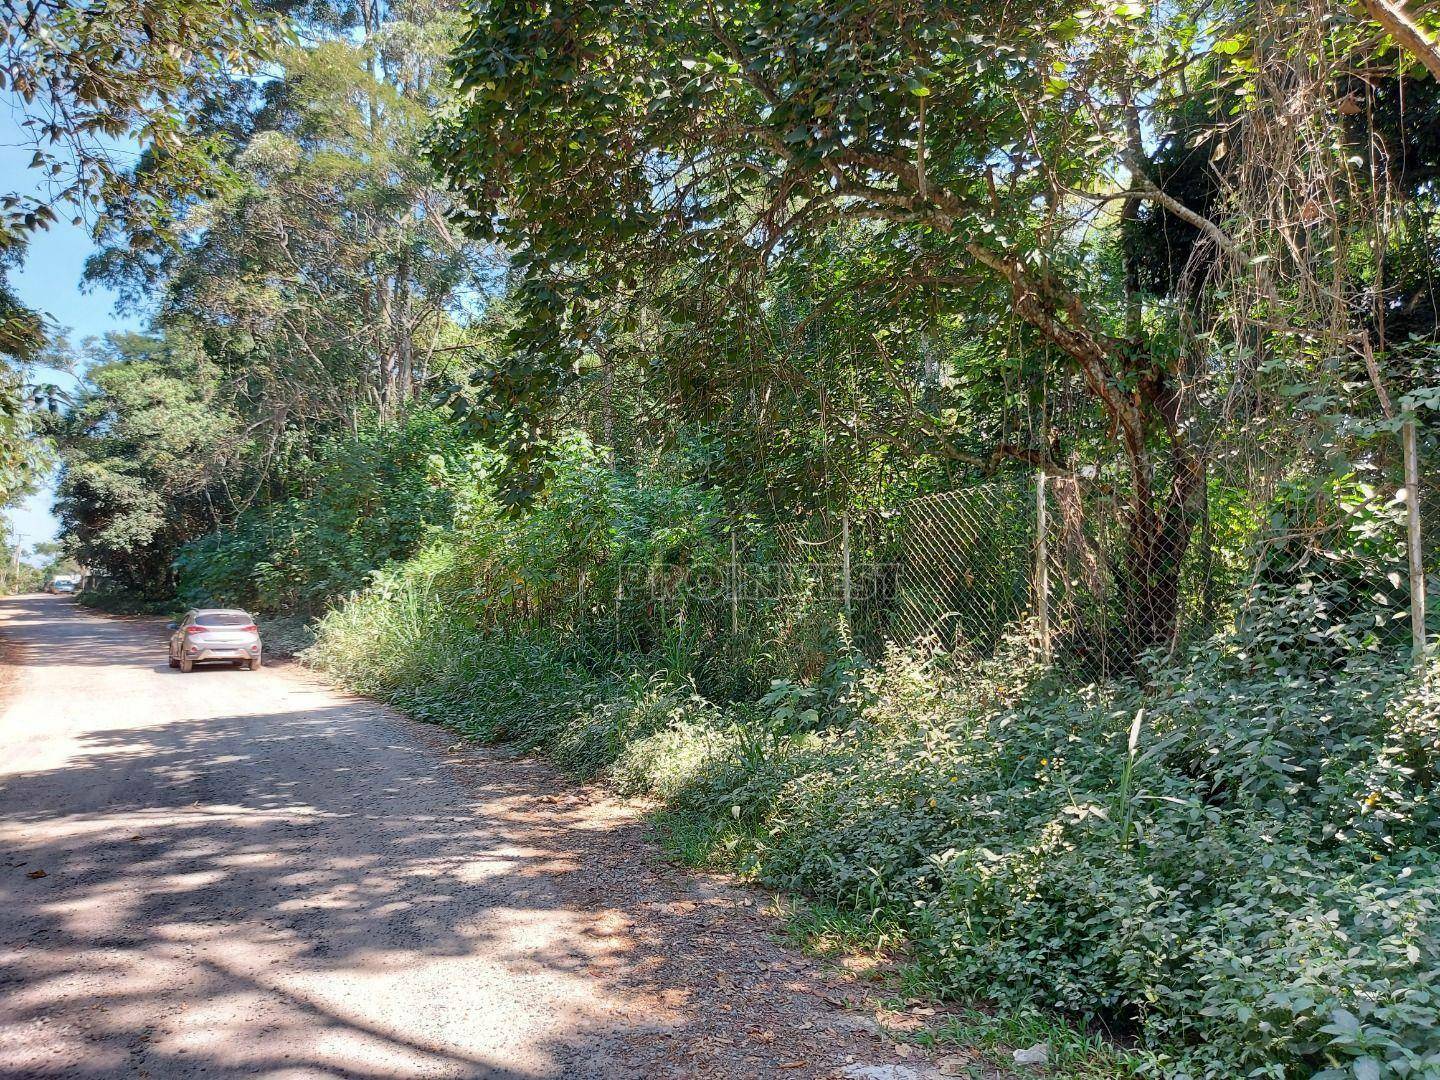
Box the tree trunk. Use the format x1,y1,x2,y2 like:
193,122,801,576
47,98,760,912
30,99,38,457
395,253,413,401
1116,465,1204,659
971,241,1208,662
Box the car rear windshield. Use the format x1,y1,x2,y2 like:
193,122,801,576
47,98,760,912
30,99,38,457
195,612,253,626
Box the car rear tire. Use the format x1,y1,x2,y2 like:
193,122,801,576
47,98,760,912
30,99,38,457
168,655,179,669
179,657,194,673
250,654,263,670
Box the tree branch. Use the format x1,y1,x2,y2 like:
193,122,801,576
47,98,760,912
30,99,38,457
1357,0,1440,80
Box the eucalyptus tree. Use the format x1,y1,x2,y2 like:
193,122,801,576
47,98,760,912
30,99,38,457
88,0,499,474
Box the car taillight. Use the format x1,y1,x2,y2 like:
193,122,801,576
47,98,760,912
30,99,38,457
238,625,257,633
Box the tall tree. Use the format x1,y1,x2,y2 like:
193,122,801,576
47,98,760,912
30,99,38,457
0,0,275,504
0,0,275,251
54,331,239,589
86,0,498,484
428,0,1212,651
430,0,1437,655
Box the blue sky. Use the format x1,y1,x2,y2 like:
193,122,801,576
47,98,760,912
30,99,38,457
2,110,141,554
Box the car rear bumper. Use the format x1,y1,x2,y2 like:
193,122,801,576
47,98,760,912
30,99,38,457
186,644,262,663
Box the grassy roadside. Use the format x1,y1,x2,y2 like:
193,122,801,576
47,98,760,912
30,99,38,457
302,585,1165,1077
73,590,175,618
301,565,1440,1080
766,895,1147,1080
76,573,1440,1078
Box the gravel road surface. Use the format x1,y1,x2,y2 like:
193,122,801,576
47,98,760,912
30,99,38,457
0,595,935,1080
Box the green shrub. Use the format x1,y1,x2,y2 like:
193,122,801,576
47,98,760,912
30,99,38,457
670,642,1440,1079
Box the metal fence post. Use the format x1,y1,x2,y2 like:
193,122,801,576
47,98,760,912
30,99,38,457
614,566,623,651
729,528,739,636
1404,419,1427,662
1035,470,1052,662
841,512,852,621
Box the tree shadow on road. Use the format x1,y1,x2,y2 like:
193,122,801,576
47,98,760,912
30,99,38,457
0,692,874,1079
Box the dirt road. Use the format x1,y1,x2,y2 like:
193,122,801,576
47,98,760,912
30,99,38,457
0,595,927,1080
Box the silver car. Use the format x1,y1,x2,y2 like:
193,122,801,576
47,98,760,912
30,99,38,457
168,609,263,672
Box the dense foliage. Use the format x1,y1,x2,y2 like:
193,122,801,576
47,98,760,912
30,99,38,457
0,0,278,503
37,0,1440,1076
55,332,233,591
428,0,1440,655
297,438,1440,1079
171,409,460,612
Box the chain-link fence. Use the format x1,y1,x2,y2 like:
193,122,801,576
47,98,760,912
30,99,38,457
758,481,1039,657
695,423,1438,677
592,423,1435,686
1042,426,1434,673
